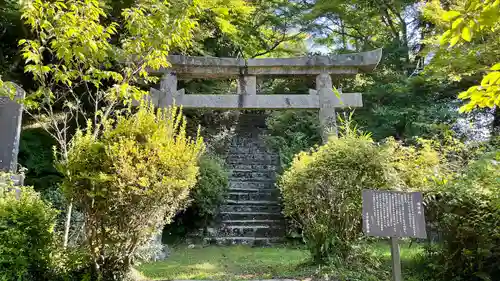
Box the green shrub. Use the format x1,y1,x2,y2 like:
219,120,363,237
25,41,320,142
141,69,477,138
279,130,394,262
424,151,500,281
191,155,229,223
60,104,204,280
279,123,450,262
164,154,229,241
0,183,59,281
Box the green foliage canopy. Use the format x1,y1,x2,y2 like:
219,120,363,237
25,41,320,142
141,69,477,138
424,0,500,112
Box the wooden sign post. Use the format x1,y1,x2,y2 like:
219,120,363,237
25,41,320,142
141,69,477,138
362,190,427,281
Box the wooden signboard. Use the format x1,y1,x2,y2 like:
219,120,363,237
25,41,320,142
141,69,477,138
362,190,427,281
362,190,427,239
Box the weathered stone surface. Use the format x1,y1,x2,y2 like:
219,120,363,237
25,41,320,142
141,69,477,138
159,49,382,78
221,219,284,226
228,164,277,171
226,153,279,164
146,51,381,146
220,211,283,221
317,73,338,139
227,146,272,154
216,224,286,238
230,170,276,181
0,86,24,172
237,75,257,96
229,181,276,189
150,91,362,110
227,191,279,202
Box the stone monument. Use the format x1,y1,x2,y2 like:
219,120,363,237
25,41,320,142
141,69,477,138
0,84,25,185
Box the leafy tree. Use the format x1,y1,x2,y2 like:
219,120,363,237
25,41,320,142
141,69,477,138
292,0,461,142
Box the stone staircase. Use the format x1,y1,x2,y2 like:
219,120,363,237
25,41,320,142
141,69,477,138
206,113,286,245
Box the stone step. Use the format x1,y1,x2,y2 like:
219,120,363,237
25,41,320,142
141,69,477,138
227,159,279,165
227,191,279,201
229,132,264,139
228,164,278,171
220,211,283,221
215,225,286,238
227,187,279,193
229,170,276,181
228,139,268,147
226,147,272,154
228,177,275,183
225,200,278,205
204,236,284,246
226,154,279,164
220,203,281,213
221,219,284,226
229,181,276,189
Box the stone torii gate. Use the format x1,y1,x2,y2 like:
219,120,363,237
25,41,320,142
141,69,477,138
149,49,382,139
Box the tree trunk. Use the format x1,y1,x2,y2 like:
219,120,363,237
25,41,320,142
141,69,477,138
341,21,347,50
63,200,73,248
400,20,411,75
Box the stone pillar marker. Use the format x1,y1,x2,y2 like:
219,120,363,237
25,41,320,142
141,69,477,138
158,71,178,107
0,86,24,173
316,73,338,141
237,75,257,96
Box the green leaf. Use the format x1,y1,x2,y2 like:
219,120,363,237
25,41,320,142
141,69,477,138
491,63,500,71
440,30,451,45
461,26,472,41
442,10,461,21
452,18,464,29
450,36,460,47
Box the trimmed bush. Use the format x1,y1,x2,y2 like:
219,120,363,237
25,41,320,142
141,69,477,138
424,152,500,281
0,184,59,281
191,155,229,222
60,104,203,280
279,131,394,262
279,127,449,262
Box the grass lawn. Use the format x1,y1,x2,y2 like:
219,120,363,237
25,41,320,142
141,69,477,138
136,241,425,281
136,245,315,280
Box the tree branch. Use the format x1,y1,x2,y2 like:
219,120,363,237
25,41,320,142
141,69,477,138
251,32,303,58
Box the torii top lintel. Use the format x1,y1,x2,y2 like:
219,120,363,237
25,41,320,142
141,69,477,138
158,49,382,79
